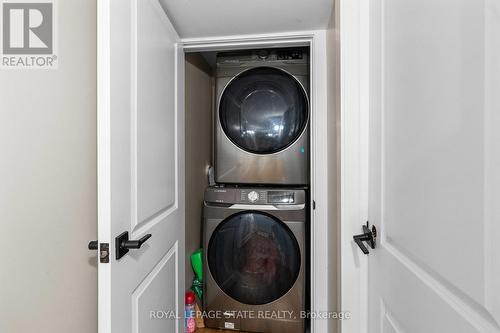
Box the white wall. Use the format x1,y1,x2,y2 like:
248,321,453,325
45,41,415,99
0,1,97,332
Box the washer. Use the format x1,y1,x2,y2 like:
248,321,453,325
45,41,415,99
215,48,310,185
203,186,306,333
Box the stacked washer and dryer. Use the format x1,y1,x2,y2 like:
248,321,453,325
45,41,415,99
203,48,310,333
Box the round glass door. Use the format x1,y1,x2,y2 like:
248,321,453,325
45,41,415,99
219,67,308,154
208,211,301,305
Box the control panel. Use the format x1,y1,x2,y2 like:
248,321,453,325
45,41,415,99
267,191,295,204
240,189,268,204
205,187,305,205
217,47,308,65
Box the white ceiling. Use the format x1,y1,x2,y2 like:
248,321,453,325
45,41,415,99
159,0,335,39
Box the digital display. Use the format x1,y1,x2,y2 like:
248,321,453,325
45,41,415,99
267,191,295,204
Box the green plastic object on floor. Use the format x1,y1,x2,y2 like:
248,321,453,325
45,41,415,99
190,249,203,300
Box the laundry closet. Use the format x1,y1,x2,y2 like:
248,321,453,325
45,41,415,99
184,47,312,332
95,1,337,332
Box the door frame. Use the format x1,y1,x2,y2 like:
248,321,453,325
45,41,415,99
97,0,111,331
338,0,370,332
182,30,330,333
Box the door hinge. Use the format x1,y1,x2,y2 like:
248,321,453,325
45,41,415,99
100,243,109,263
313,200,316,210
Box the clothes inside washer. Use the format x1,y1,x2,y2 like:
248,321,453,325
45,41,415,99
208,212,300,305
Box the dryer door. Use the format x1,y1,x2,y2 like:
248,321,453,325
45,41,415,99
219,67,308,154
207,211,301,305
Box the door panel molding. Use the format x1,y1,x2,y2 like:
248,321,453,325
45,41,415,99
384,240,500,332
379,299,404,333
132,206,179,240
130,0,179,234
131,241,179,333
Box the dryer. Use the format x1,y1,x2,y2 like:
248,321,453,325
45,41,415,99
203,186,306,333
215,48,310,185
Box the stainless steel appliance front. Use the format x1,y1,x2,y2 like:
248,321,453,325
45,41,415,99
215,48,310,185
203,187,306,333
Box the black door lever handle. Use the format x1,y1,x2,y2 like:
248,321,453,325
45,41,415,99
354,236,370,254
115,231,152,260
353,222,377,255
122,234,151,249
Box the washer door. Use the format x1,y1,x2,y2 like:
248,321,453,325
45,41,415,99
219,67,308,154
208,211,301,305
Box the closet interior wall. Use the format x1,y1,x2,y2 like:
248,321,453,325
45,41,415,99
184,53,214,289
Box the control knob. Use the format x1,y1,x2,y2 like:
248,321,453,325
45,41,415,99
247,191,259,202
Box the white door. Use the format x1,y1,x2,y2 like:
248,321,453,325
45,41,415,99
365,0,500,332
97,0,184,332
